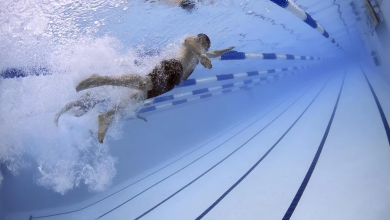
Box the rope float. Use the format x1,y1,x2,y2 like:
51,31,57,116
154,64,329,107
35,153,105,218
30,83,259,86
144,70,298,106
139,66,313,114
175,65,313,88
269,0,343,50
213,51,325,61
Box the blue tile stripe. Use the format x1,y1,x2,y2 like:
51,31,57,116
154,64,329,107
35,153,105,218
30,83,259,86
269,0,343,50
282,72,345,220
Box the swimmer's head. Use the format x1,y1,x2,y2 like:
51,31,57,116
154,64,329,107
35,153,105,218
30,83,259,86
197,33,210,51
180,0,197,12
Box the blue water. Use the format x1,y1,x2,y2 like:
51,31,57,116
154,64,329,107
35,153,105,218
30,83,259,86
0,0,380,219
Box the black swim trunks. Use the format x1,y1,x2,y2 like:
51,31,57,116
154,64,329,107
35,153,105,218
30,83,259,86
146,59,183,99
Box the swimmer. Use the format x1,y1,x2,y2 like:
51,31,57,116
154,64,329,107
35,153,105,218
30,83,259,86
146,0,214,11
73,34,234,143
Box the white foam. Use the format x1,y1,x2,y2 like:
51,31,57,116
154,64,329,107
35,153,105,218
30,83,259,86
0,0,182,194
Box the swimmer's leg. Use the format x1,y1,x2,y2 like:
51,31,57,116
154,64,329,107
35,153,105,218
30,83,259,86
97,91,147,143
54,100,83,126
54,94,104,126
98,108,116,143
76,74,152,92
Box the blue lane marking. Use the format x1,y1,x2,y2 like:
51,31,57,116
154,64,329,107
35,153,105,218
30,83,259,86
172,99,187,105
153,95,174,104
195,74,333,220
147,66,305,106
220,51,246,60
301,56,306,60
322,30,329,38
1,67,51,78
282,72,345,220
244,80,253,84
192,88,209,95
304,13,318,28
247,71,259,76
176,78,196,87
361,68,390,145
270,0,289,8
263,53,277,59
200,94,212,99
260,77,268,81
222,89,232,94
222,83,234,89
286,54,295,60
331,39,336,43
268,69,276,73
138,106,157,113
216,74,234,81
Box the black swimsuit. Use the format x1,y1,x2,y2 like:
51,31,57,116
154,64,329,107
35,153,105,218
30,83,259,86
146,59,183,99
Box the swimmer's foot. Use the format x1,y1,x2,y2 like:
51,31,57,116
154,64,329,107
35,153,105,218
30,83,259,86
54,113,61,126
76,74,102,92
98,110,115,143
136,112,147,122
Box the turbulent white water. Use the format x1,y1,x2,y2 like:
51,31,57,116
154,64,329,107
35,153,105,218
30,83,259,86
0,0,183,194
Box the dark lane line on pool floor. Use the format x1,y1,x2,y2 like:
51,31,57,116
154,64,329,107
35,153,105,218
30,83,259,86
132,73,334,220
361,67,390,146
282,71,345,220
32,72,317,220
98,74,325,220
194,71,340,220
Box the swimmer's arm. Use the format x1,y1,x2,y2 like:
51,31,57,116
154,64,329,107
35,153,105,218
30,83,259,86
206,46,235,58
184,35,212,69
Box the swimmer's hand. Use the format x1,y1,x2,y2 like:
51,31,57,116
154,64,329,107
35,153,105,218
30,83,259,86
226,46,235,51
200,54,212,69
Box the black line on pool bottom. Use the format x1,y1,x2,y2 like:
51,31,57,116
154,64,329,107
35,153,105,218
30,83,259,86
282,72,346,220
195,73,335,220
133,76,331,220
97,77,319,219
361,68,390,146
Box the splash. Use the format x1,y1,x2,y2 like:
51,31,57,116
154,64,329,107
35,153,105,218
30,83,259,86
0,0,181,194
